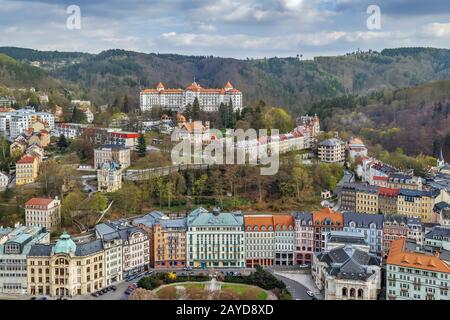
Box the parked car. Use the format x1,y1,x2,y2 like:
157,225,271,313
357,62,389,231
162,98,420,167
306,291,314,297
91,292,99,297
97,290,104,296
29,297,36,300
110,285,117,291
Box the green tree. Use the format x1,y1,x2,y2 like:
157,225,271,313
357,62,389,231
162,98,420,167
71,106,87,123
57,134,69,152
136,134,147,157
123,95,130,114
192,97,201,119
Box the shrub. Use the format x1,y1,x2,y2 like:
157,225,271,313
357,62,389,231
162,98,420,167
158,286,177,300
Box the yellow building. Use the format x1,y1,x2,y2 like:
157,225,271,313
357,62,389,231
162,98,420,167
153,218,187,269
397,190,434,223
27,232,106,297
355,185,379,214
16,155,39,185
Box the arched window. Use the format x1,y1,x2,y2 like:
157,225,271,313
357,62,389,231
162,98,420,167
358,289,364,298
342,287,348,297
350,288,356,298
253,226,258,231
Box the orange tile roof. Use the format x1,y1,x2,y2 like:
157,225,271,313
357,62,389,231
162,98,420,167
16,156,36,164
25,198,55,207
379,187,400,197
387,238,450,273
313,207,343,225
272,215,294,228
244,215,273,229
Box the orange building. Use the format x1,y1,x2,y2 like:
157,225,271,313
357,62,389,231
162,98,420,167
386,238,450,300
152,218,187,269
312,208,344,252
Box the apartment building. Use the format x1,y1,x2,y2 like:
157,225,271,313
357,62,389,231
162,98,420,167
244,215,275,268
153,218,187,269
318,138,345,163
386,238,450,300
312,208,344,253
0,225,49,294
294,212,314,265
94,145,131,169
96,221,149,278
273,215,295,266
355,184,379,214
343,212,384,256
25,197,61,231
15,156,39,186
397,189,435,223
97,161,122,193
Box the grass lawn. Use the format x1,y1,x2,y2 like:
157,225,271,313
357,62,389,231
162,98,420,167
221,283,268,300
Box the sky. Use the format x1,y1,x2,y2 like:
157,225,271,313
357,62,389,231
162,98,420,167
1,0,450,59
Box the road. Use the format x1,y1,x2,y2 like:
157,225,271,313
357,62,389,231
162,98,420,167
272,273,314,300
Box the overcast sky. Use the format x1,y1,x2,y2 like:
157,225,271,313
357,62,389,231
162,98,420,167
1,0,450,59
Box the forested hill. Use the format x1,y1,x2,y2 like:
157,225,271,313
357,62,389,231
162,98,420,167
2,47,450,113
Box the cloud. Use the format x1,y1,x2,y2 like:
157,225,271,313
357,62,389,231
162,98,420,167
1,0,450,58
422,23,450,38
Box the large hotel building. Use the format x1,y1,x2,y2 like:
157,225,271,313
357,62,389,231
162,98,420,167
140,81,243,112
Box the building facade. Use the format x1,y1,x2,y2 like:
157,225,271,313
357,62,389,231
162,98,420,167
15,155,39,186
25,197,61,231
313,245,382,300
313,208,344,253
0,225,49,294
244,215,275,268
97,161,122,193
318,138,345,163
94,145,131,169
386,238,450,300
343,212,384,256
294,212,314,265
273,215,295,266
186,207,245,268
140,82,242,113
27,232,106,297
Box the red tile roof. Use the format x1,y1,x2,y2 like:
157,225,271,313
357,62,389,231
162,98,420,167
379,187,400,197
25,198,54,207
16,156,35,164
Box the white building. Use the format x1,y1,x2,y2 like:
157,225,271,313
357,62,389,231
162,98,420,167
140,81,242,113
24,197,61,232
313,245,382,300
0,172,9,191
97,161,122,193
1,109,55,139
244,215,275,268
94,224,123,285
0,224,49,294
347,137,368,161
94,145,131,170
96,220,149,278
187,207,245,268
273,215,295,266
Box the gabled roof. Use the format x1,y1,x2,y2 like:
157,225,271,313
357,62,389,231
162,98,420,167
387,238,450,273
25,198,54,207
343,212,384,228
